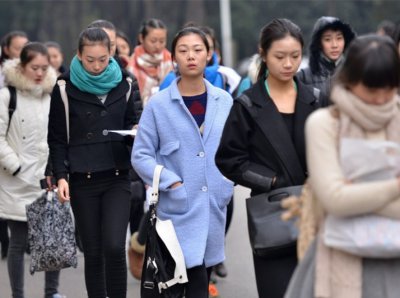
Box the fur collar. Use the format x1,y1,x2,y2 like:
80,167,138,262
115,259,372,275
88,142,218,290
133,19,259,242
2,58,57,96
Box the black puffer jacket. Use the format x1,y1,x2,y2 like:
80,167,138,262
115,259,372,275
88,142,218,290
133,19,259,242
297,16,356,103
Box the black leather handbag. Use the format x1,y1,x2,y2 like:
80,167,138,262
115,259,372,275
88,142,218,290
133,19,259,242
141,165,188,298
246,185,303,257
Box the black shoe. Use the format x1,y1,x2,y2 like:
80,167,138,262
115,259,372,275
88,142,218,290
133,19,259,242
214,262,227,278
210,269,218,284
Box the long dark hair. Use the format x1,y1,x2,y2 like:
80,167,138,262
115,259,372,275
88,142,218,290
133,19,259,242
257,19,303,80
335,34,400,89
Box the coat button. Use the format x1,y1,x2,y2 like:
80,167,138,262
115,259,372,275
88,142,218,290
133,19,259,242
87,132,93,139
86,111,92,117
101,110,107,117
198,152,205,157
201,186,208,192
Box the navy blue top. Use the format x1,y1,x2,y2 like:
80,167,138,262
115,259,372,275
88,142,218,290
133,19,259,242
182,92,207,127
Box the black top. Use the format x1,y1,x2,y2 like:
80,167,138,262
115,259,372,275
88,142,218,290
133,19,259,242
280,112,294,141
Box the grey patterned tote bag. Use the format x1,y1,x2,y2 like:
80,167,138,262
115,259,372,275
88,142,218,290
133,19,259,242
26,190,78,274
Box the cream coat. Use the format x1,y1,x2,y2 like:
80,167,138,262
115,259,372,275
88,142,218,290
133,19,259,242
0,58,57,221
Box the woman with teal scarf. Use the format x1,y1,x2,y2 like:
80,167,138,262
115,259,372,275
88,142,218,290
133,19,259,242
48,27,140,298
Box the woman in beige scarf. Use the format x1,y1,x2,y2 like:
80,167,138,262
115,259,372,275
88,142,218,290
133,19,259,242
129,18,173,106
285,34,400,298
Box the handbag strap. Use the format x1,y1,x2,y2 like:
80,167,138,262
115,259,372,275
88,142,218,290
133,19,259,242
150,165,164,205
57,80,70,143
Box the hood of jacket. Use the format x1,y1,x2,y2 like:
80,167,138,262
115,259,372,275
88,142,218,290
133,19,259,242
2,58,57,96
308,16,356,76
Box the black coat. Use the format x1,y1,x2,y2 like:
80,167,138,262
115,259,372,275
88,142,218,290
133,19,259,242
48,71,141,181
297,16,356,104
215,78,326,196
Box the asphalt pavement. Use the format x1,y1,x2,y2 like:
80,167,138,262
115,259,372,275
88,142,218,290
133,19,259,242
0,186,258,297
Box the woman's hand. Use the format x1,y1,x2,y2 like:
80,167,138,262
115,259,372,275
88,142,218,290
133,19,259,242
57,178,70,203
131,124,138,138
169,182,182,189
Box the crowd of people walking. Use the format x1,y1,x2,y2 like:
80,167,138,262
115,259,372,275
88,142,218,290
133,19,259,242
1,13,400,298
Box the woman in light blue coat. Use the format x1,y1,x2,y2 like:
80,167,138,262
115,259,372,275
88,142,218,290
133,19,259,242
132,26,233,298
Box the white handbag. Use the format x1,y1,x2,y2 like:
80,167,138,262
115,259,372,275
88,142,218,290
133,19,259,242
323,138,400,258
324,214,400,258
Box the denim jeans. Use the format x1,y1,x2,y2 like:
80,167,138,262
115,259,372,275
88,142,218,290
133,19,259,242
7,220,60,298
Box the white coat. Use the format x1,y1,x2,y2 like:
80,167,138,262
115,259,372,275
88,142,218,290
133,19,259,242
0,58,57,221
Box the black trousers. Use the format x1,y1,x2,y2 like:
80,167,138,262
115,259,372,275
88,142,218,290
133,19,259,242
0,220,9,258
129,179,145,235
252,247,297,298
70,173,131,298
173,264,212,298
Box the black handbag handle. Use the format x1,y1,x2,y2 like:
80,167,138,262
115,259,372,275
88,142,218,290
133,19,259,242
266,185,303,202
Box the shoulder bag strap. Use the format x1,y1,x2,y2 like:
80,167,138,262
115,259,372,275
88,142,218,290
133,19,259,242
150,165,164,205
57,80,69,143
6,86,16,136
126,76,132,102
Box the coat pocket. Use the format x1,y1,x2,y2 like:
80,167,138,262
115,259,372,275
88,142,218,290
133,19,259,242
217,178,234,209
160,141,180,156
159,183,189,214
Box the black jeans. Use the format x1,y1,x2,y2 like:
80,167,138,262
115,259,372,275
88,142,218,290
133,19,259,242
70,173,131,298
7,220,60,298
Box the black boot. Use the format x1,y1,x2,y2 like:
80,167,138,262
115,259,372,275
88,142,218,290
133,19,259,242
214,262,228,278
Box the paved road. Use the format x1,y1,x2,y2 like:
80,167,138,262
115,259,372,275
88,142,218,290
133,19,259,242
0,186,258,297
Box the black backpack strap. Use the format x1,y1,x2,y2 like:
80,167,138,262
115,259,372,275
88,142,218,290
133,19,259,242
6,86,16,136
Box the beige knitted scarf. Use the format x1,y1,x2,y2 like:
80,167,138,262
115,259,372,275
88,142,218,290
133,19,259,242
314,84,400,298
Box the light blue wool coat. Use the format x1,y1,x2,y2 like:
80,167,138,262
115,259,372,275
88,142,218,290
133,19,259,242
132,78,234,268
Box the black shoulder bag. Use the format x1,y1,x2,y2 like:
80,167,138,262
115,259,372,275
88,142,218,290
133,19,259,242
141,165,188,298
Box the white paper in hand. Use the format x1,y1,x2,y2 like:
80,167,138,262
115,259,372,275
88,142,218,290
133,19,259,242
102,129,137,136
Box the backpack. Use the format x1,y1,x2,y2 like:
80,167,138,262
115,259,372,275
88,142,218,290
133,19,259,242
6,85,16,136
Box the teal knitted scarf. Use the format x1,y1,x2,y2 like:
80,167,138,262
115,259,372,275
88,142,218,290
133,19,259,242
70,55,122,96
